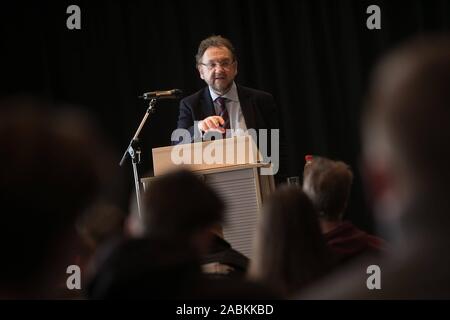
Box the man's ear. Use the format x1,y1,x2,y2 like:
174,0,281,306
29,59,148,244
209,223,224,238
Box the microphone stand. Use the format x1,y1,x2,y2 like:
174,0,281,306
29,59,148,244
119,98,157,219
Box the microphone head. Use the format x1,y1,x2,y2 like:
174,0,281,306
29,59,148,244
171,89,183,98
139,89,184,100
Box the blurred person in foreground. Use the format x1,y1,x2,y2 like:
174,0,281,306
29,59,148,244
249,186,334,297
88,169,278,299
0,97,117,299
300,35,450,299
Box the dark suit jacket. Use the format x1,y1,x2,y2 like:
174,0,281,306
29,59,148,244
176,85,279,139
175,84,287,182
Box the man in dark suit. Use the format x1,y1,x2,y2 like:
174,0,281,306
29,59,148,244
176,35,279,142
175,35,284,179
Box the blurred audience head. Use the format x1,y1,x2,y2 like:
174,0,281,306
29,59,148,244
303,156,354,221
363,34,450,232
139,169,225,254
249,186,333,296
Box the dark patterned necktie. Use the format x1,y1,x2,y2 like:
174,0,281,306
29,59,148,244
215,96,230,130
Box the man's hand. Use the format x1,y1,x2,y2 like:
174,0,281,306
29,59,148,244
198,116,225,133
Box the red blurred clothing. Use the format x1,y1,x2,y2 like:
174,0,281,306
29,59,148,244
324,221,387,264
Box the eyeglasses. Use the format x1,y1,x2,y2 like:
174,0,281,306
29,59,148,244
199,60,235,70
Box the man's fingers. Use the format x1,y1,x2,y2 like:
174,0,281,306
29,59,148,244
205,118,218,129
212,116,224,126
205,116,225,128
201,116,226,132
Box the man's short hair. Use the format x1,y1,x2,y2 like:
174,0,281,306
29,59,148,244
303,156,354,220
195,35,236,65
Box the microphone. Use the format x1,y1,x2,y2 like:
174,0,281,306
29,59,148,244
139,89,183,100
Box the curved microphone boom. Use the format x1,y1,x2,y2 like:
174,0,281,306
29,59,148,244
139,89,183,100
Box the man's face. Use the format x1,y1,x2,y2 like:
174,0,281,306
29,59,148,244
197,46,238,95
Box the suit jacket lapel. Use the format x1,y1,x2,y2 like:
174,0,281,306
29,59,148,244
237,86,257,129
201,87,216,118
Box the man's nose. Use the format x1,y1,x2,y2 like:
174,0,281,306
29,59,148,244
214,64,227,72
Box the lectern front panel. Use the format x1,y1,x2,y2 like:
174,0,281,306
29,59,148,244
203,167,262,258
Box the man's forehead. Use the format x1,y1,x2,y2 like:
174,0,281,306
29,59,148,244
203,46,232,59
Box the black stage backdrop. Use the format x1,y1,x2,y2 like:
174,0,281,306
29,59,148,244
1,0,450,232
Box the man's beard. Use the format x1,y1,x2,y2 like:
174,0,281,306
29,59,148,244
211,79,232,94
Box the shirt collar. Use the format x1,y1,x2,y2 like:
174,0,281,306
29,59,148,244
209,82,239,102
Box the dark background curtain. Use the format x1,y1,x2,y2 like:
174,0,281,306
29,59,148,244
1,0,449,232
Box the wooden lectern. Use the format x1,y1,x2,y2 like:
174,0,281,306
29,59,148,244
141,136,275,258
